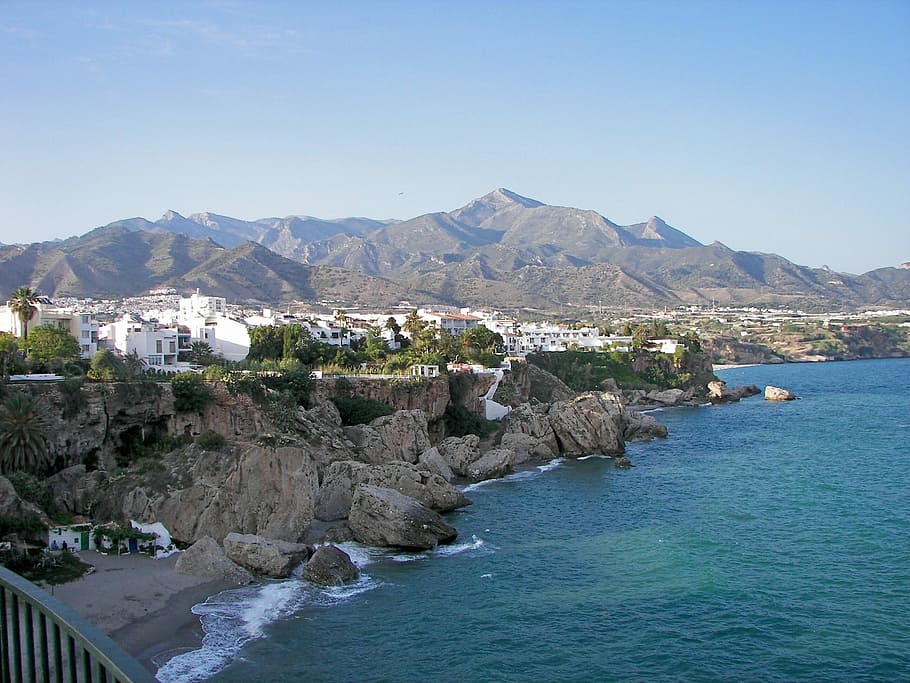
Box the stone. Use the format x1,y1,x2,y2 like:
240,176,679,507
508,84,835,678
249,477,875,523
314,461,468,522
175,536,253,584
501,403,560,456
113,444,320,545
623,411,669,441
45,465,107,516
303,545,360,586
466,448,514,481
646,388,686,406
765,385,796,401
547,392,625,456
708,380,760,403
499,432,556,462
348,485,457,549
417,447,456,482
436,435,482,477
223,532,311,578
614,456,634,469
344,410,431,464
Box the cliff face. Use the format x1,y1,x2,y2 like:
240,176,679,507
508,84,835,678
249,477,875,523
309,376,452,419
25,382,269,472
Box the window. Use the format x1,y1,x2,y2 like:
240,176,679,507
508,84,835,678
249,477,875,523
156,340,162,353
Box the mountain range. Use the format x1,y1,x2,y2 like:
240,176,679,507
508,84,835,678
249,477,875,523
2,189,907,311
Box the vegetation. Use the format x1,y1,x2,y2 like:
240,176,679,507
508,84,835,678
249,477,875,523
443,403,497,438
8,286,39,351
171,372,212,412
331,396,395,426
528,349,697,392
196,429,226,451
1,548,92,585
24,325,81,365
0,391,54,475
0,332,25,376
6,471,55,515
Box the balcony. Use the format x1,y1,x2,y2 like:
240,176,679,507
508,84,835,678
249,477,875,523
0,565,154,682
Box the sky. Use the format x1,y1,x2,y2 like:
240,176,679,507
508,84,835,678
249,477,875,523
1,0,908,274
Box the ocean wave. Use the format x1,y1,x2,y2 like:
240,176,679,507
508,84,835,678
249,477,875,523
462,458,565,492
577,454,610,461
155,571,379,682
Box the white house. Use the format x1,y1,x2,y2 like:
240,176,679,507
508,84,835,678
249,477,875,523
0,297,99,359
99,314,188,371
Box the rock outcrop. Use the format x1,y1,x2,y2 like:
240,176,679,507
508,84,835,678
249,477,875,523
110,444,320,544
348,485,457,549
764,386,796,401
223,532,311,578
707,380,761,403
175,536,253,584
343,410,431,464
303,545,360,586
547,393,625,456
466,448,514,481
45,465,107,516
314,461,469,522
0,476,49,529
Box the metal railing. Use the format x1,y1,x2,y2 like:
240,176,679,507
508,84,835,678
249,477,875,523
0,565,155,683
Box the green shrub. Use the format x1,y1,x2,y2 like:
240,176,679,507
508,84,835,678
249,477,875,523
6,471,54,513
171,372,211,412
196,429,226,451
331,396,395,426
442,403,497,438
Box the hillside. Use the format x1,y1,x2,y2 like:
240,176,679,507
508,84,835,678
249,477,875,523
2,189,907,311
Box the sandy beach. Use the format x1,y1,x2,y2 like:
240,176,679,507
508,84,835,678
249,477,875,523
49,552,234,673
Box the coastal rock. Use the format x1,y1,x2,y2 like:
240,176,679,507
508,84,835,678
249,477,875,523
348,485,457,549
500,403,560,456
44,465,107,516
614,456,634,468
622,411,669,441
344,409,431,464
314,461,469,521
223,532,311,578
547,392,625,456
0,475,49,529
303,545,360,586
114,444,320,545
309,376,450,420
436,435,482,477
764,385,796,401
499,432,556,462
708,380,761,403
175,536,253,584
417,446,456,482
646,388,686,406
467,447,514,481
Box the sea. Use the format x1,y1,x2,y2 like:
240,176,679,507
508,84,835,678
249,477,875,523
156,358,910,682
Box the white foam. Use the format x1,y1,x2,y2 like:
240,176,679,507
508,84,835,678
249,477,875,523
388,534,488,563
577,454,609,461
462,458,565,493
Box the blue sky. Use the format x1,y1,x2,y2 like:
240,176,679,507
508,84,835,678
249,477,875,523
1,0,907,274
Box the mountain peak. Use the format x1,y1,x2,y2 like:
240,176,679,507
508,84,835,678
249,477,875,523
483,188,544,208
161,210,187,222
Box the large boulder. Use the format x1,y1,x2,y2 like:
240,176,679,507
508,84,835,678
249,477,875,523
417,447,456,482
622,411,669,441
646,388,686,406
302,545,360,586
467,448,514,481
501,403,559,456
436,435,482,477
223,532,311,578
0,476,49,529
765,385,796,401
114,444,320,545
175,536,253,584
708,380,760,403
344,410,431,465
499,432,556,463
348,485,457,549
45,465,107,516
547,392,625,456
314,461,468,521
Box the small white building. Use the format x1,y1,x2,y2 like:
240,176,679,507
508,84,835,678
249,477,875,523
99,314,189,372
0,297,99,359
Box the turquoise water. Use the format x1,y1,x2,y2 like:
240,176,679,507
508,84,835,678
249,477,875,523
160,358,910,682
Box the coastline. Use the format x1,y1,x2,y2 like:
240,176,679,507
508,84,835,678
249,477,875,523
48,552,234,674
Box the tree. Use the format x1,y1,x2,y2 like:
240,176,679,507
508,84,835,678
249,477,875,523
24,325,81,365
9,286,39,351
88,349,128,380
248,325,284,361
0,332,23,377
188,341,217,366
403,309,425,339
171,372,211,412
0,391,54,475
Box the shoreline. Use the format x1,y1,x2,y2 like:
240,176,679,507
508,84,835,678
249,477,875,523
48,552,235,674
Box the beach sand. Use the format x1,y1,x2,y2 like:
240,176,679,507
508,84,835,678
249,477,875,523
49,552,234,673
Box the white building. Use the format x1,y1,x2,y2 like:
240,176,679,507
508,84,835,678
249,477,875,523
0,297,99,359
99,314,189,371
418,309,481,336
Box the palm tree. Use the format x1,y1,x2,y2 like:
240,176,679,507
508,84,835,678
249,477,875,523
9,286,39,351
0,391,54,475
403,309,424,339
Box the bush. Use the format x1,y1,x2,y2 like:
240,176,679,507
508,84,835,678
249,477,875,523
171,372,211,412
331,396,395,426
196,429,225,451
7,471,54,513
442,403,497,438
